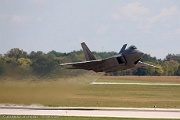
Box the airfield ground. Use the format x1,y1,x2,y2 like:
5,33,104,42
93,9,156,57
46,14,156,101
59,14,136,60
0,76,180,108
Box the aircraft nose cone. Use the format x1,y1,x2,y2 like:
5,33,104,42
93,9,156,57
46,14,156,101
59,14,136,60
137,50,144,57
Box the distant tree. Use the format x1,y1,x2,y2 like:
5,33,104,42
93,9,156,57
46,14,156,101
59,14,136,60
165,54,180,63
17,58,32,69
162,60,179,76
0,58,6,75
48,50,68,57
29,51,59,75
133,68,147,76
141,54,161,64
5,48,27,60
174,66,180,76
154,65,164,76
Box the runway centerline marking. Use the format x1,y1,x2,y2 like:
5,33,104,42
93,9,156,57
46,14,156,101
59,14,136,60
91,82,180,86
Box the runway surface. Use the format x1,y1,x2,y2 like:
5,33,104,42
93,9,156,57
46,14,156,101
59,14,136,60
91,82,180,86
0,105,180,119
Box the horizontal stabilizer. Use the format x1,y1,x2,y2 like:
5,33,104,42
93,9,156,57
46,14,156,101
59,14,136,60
136,61,158,68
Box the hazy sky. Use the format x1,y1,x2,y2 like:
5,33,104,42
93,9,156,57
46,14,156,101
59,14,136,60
0,0,180,59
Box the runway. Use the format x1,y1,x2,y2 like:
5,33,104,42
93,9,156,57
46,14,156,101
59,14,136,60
0,106,180,119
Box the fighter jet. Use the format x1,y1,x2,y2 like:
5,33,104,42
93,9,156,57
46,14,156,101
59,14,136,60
61,42,157,73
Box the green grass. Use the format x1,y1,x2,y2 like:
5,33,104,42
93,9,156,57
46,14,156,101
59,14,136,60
75,85,180,108
0,76,180,108
0,115,174,120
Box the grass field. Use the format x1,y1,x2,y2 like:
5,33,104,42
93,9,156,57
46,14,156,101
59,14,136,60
0,75,180,108
0,115,175,120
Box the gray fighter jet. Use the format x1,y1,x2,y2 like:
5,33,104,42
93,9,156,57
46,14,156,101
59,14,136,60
61,42,156,73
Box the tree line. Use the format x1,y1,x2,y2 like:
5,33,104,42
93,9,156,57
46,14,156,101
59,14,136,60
0,48,180,78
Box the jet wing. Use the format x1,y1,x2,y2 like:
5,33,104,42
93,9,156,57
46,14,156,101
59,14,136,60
136,61,158,68
60,55,126,72
60,59,105,72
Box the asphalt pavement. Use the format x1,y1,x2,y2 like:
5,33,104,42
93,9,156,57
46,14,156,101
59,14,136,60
0,105,180,119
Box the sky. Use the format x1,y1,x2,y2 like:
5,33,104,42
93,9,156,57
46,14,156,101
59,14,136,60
0,0,180,59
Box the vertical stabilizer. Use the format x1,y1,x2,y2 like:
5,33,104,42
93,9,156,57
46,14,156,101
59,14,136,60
81,42,96,61
119,44,127,54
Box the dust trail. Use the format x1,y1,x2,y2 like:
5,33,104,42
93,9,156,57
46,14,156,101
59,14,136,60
0,104,45,108
0,67,104,106
47,65,104,84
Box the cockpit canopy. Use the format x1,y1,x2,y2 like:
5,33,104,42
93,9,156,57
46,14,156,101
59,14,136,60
127,45,137,50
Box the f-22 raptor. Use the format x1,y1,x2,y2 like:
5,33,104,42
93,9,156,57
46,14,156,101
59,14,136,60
61,42,156,73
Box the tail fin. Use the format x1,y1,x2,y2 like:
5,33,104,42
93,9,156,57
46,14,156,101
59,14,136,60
119,44,127,54
81,42,96,61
